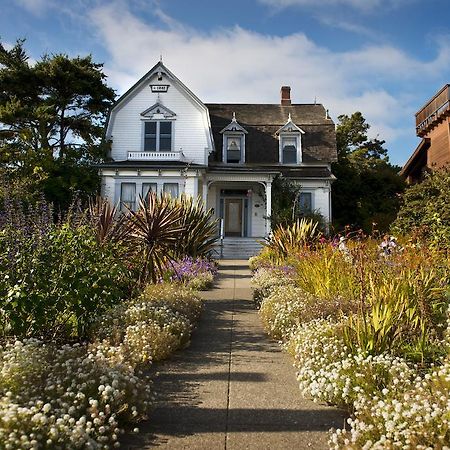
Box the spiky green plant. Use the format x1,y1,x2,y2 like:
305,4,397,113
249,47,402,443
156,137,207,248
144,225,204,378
87,196,128,245
264,218,319,262
126,193,184,284
172,195,218,258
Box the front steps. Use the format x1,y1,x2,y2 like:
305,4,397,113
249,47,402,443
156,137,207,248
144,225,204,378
217,237,265,260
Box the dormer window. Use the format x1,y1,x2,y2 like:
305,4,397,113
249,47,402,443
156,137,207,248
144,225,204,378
277,113,305,164
220,113,248,164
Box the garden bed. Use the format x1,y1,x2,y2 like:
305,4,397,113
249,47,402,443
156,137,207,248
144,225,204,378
251,226,450,449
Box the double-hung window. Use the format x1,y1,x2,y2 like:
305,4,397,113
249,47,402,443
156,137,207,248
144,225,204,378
142,183,157,202
144,121,172,151
121,183,136,211
163,183,179,198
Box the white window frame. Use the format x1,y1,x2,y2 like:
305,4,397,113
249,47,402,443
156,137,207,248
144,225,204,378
222,132,245,164
279,133,302,164
143,120,174,152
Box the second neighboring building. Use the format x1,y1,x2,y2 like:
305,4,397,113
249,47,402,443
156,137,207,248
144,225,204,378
401,84,450,183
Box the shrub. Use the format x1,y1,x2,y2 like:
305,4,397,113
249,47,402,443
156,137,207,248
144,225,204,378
393,168,450,247
0,215,131,339
138,283,203,322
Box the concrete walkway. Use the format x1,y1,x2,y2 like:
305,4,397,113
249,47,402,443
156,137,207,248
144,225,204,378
125,260,346,450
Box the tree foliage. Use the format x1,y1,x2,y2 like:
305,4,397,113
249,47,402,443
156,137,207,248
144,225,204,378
332,112,405,233
392,168,450,246
0,39,115,210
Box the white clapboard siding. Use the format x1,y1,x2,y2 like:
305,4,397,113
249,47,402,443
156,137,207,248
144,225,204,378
109,71,211,165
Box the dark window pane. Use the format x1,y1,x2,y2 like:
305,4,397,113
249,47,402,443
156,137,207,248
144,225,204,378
144,137,157,151
227,149,241,163
145,122,156,134
299,193,312,214
283,145,297,164
160,122,172,134
160,137,171,151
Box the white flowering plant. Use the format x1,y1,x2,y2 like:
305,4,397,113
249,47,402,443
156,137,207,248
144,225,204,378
92,284,202,364
251,266,296,307
0,339,151,449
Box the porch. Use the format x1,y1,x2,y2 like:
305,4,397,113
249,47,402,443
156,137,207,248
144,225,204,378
202,172,276,239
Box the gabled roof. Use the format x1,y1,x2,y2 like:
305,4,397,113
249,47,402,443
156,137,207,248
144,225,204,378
220,112,248,134
140,102,176,118
111,61,206,112
276,113,305,134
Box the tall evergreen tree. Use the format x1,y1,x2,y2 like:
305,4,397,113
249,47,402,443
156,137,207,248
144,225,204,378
0,39,115,209
332,112,405,233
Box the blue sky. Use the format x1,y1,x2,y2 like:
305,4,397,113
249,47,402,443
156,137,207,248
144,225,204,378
1,0,450,166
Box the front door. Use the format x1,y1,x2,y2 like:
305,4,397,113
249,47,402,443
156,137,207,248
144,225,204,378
225,198,243,237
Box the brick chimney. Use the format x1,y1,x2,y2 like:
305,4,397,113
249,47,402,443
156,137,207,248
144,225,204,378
281,86,291,106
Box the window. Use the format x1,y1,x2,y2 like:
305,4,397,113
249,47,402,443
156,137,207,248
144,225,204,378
120,183,136,211
299,192,312,214
163,183,179,198
282,137,297,164
226,136,242,163
144,121,172,151
142,183,157,201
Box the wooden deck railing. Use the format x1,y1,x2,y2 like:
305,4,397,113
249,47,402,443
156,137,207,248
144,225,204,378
416,84,450,136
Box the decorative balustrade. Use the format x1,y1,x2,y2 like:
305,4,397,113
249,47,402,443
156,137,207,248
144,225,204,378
127,151,185,161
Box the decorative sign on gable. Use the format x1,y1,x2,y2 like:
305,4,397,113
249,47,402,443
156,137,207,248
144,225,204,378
150,85,170,93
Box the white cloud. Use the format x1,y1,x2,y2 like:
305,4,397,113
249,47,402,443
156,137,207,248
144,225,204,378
15,0,51,16
258,0,413,12
87,1,449,164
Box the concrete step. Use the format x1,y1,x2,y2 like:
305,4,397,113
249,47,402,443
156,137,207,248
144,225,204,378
217,238,265,260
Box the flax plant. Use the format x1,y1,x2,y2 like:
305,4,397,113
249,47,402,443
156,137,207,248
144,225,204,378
264,218,320,263
126,194,185,284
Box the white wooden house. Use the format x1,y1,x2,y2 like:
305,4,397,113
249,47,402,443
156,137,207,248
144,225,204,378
100,61,337,258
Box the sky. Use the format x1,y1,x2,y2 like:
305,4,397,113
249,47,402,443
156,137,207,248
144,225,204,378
1,0,449,166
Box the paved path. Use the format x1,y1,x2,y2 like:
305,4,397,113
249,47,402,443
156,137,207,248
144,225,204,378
125,260,346,450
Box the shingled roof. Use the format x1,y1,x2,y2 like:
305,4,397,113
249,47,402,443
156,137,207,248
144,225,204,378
206,103,337,164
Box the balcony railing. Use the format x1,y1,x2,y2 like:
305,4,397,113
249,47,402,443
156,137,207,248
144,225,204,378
416,84,450,136
127,151,185,161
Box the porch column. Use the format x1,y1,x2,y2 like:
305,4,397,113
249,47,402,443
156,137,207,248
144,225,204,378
266,180,272,236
